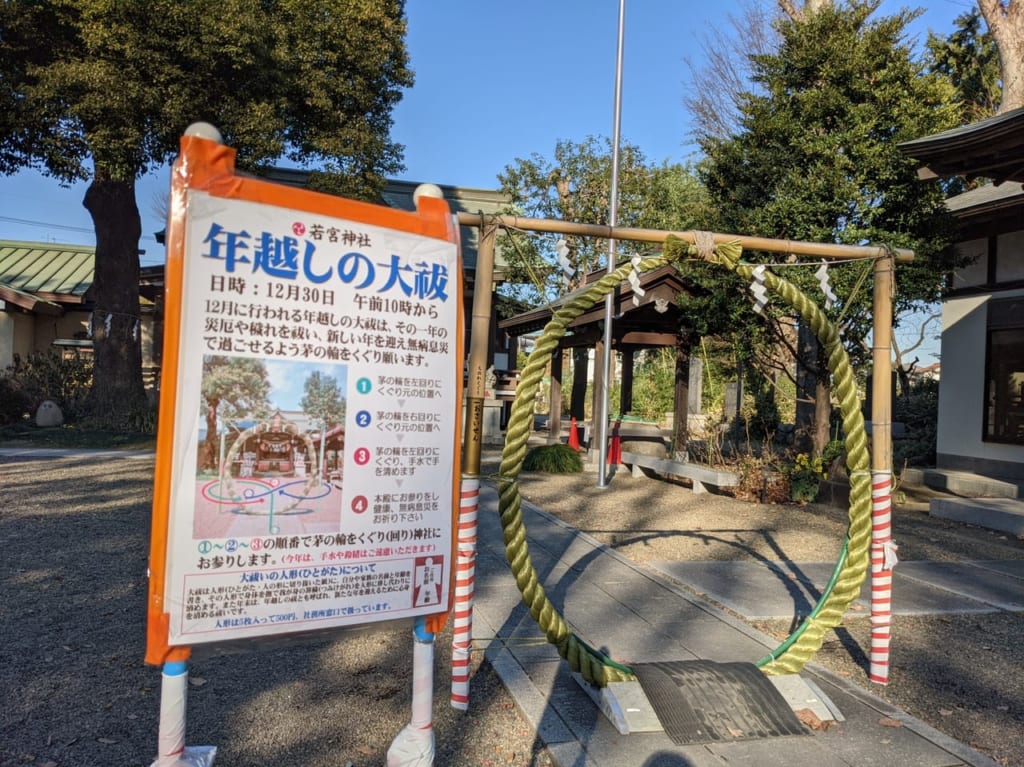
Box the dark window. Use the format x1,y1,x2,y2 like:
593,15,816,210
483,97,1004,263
983,297,1024,445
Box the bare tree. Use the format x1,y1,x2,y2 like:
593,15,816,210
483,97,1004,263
978,0,1024,110
892,311,942,395
685,0,780,144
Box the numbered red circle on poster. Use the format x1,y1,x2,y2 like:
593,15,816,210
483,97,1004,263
354,447,370,465
351,495,368,514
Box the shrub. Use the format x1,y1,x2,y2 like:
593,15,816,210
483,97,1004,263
0,375,31,425
3,352,93,423
786,438,843,503
523,444,583,473
734,453,790,503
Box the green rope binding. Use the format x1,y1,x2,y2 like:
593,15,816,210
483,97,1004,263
496,236,872,685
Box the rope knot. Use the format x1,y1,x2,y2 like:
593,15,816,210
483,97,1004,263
693,230,717,261
663,233,743,269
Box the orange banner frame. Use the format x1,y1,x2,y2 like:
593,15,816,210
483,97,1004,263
146,133,463,665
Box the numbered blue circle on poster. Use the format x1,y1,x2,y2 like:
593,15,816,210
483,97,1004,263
356,377,372,395
355,410,371,427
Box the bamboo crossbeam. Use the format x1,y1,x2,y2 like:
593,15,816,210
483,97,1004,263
455,212,914,263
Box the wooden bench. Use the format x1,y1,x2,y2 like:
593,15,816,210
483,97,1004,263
620,450,739,494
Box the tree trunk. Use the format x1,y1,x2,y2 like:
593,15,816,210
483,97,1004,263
794,321,818,452
201,401,220,471
83,176,147,429
813,376,831,455
979,0,1024,112
777,0,832,22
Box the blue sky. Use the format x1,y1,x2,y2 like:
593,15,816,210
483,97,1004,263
0,0,975,359
264,360,348,413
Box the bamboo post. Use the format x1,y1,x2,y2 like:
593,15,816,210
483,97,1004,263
454,212,914,263
869,254,897,685
463,219,497,477
450,218,497,709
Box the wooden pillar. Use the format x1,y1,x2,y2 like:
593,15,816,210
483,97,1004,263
672,339,690,461
549,348,564,444
570,347,588,421
620,346,635,415
462,221,497,477
591,338,605,451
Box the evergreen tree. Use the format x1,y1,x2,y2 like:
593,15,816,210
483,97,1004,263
927,8,1002,122
698,1,963,451
200,355,271,470
497,137,709,424
0,1,412,429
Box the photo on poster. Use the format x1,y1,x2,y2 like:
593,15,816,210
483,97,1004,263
192,355,349,539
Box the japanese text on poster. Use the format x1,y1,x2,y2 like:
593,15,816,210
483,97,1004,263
163,192,460,644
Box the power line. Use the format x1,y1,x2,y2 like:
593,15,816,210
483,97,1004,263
0,214,159,242
0,214,94,234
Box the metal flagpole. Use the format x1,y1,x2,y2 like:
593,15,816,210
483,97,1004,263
598,0,626,487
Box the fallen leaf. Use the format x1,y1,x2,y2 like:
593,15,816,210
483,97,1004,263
727,726,745,738
878,717,903,728
939,709,954,717
97,737,118,744
795,708,836,731
188,676,207,687
356,745,374,756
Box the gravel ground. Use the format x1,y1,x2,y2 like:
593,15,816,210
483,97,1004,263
2,450,1022,766
506,455,1024,767
0,454,553,767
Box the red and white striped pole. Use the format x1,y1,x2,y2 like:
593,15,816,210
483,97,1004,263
869,472,898,684
451,477,479,710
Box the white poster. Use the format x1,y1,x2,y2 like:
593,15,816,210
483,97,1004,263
163,192,459,644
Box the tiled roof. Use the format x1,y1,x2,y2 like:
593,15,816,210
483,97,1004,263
0,240,95,300
898,106,1024,183
945,181,1024,214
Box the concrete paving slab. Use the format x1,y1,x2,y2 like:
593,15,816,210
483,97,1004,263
930,497,1024,536
799,666,984,767
648,561,851,619
649,561,1002,619
967,559,1024,579
705,736,850,767
770,674,845,723
896,561,1024,611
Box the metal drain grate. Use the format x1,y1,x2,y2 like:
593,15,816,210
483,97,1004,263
632,660,808,746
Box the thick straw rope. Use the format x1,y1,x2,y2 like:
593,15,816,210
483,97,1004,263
496,235,872,685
